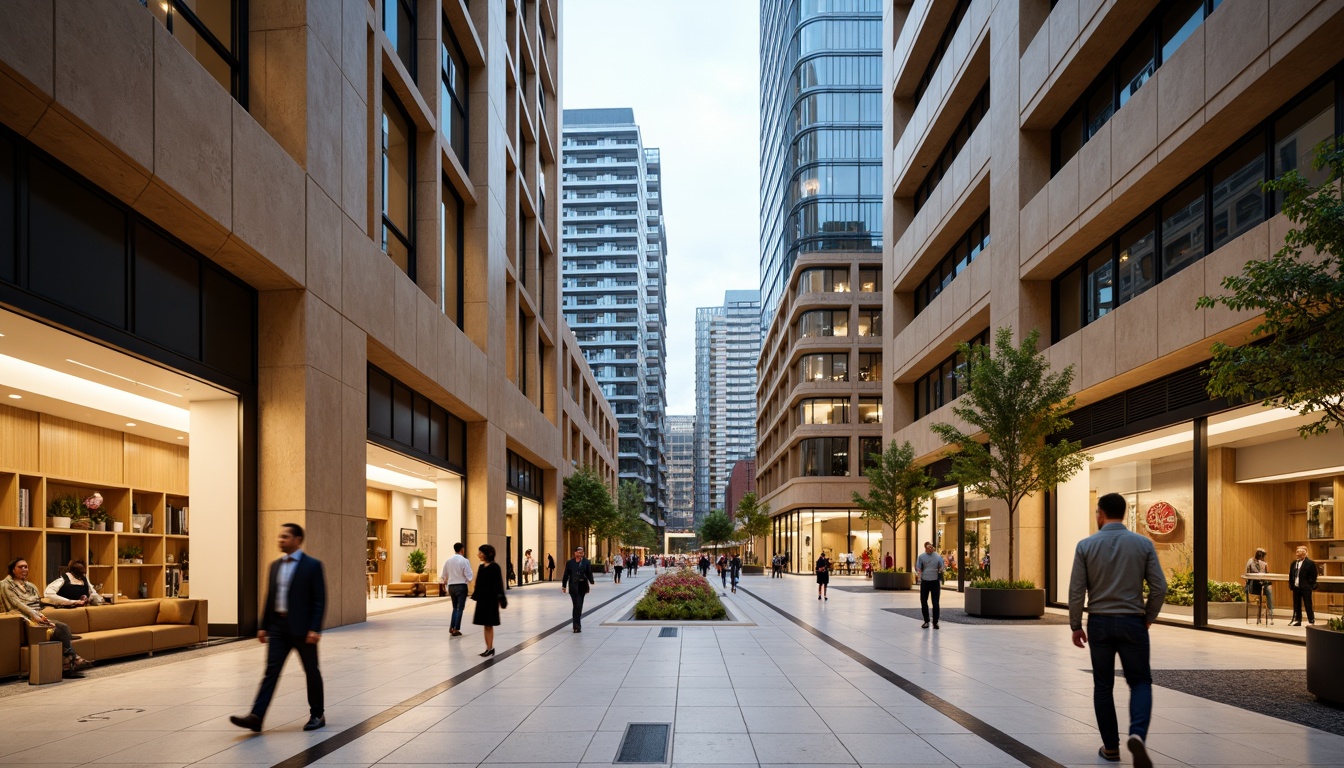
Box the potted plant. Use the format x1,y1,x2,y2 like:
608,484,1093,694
931,328,1089,616
119,545,144,564
964,578,1047,617
82,493,107,531
1307,615,1344,706
47,495,79,528
851,441,936,590
1158,571,1246,619
407,548,427,574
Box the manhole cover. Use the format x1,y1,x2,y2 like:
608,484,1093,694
658,627,678,638
616,722,670,763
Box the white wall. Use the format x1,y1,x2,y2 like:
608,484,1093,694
1054,467,1092,604
435,476,464,574
188,399,239,626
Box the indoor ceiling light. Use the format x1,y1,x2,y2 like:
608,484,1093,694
125,422,137,427
7,394,19,399
934,487,960,499
1207,406,1300,436
1238,465,1344,484
0,353,189,431
1089,431,1190,463
384,462,432,478
64,359,183,398
366,464,434,491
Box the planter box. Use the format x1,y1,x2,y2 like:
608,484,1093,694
964,587,1046,618
873,571,913,590
1307,626,1344,706
742,565,765,575
1160,602,1245,620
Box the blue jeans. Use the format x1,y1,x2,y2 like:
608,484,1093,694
1087,614,1152,750
448,584,468,631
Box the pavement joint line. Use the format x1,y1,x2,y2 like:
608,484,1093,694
738,585,1067,768
267,578,650,768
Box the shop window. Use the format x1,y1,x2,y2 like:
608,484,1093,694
382,89,415,278
385,0,417,80
800,397,849,425
799,353,847,382
134,223,201,358
440,17,469,167
857,397,882,424
367,364,467,472
857,352,881,382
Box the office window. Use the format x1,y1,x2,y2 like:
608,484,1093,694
1211,134,1265,250
1085,248,1114,324
913,0,971,103
1161,180,1204,278
913,209,990,315
440,19,469,167
857,398,882,424
912,330,988,419
798,267,850,293
913,84,989,213
800,398,849,425
799,353,848,382
856,308,881,337
385,0,417,80
1116,217,1156,305
382,89,415,277
798,309,848,337
857,353,882,382
143,0,245,104
442,179,463,327
858,436,882,476
857,267,880,292
800,437,849,477
1273,83,1335,206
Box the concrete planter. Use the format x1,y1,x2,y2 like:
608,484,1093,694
964,587,1046,618
872,571,913,590
1159,602,1245,620
1307,625,1344,705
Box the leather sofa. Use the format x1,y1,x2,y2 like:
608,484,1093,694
2,598,208,678
387,572,442,596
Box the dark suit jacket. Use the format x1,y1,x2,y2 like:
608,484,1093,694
561,558,594,594
1290,557,1319,591
261,551,327,635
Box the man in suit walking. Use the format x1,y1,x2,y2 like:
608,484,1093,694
231,523,327,733
1289,545,1318,626
561,546,595,633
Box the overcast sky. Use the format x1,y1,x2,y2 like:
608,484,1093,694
561,0,760,416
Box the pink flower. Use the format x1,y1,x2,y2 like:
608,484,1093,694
82,493,103,511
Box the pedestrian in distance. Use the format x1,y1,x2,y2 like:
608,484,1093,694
612,550,624,584
523,549,536,584
439,541,473,637
1288,545,1317,626
1069,492,1166,768
718,554,728,588
915,541,944,629
230,523,326,733
698,554,710,578
471,543,506,657
561,546,595,632
730,552,742,593
815,552,831,600
547,553,555,581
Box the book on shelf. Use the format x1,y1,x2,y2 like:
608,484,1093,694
18,488,28,527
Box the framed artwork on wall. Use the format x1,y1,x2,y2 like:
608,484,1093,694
400,528,417,547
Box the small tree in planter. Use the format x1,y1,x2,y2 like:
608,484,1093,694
698,510,735,560
563,465,617,559
851,440,935,590
407,549,427,574
735,493,772,570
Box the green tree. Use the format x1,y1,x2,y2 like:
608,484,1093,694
735,492,772,563
616,480,646,543
562,465,616,551
1197,142,1344,437
698,509,735,557
407,549,427,574
930,327,1089,582
850,441,936,571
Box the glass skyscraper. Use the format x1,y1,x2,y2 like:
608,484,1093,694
758,0,883,329
695,290,761,523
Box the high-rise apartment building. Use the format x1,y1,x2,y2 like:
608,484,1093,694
0,0,617,633
883,0,1344,638
756,0,886,571
696,291,762,521
560,109,669,529
666,414,696,531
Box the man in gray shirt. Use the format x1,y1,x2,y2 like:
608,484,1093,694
915,541,944,629
1069,492,1166,768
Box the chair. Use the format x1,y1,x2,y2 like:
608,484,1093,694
1245,580,1274,625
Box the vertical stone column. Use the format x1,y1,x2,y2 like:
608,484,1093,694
466,421,508,565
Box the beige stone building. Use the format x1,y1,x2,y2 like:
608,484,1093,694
0,0,615,635
884,0,1344,635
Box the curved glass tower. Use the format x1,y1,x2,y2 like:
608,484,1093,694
759,0,883,328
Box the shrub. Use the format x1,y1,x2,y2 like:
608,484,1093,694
1160,570,1244,606
874,567,907,574
969,578,1037,590
633,569,727,620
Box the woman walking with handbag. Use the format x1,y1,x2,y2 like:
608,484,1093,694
816,552,831,600
471,544,507,657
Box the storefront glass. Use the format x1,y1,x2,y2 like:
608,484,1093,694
364,442,464,595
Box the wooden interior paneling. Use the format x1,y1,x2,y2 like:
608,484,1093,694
1209,448,1283,581
366,488,391,520
124,435,190,495
38,415,124,485
0,404,40,472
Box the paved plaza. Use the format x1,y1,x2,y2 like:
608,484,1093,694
2,572,1340,768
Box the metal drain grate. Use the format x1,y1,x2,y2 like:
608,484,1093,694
658,627,678,638
615,723,670,763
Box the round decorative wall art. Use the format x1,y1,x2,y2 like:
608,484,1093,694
1145,501,1180,536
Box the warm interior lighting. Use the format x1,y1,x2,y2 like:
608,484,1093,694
7,394,19,399
934,487,959,499
1238,465,1344,484
1089,431,1190,463
125,422,137,427
1207,406,1299,436
0,354,189,431
65,358,183,398
366,464,434,491
965,515,991,522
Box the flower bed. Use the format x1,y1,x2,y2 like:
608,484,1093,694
633,569,727,621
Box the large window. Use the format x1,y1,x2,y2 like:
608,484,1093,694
799,353,848,382
858,436,882,476
382,89,415,278
1054,76,1338,340
913,83,990,213
913,329,988,419
798,309,848,338
857,397,882,424
913,0,971,104
857,352,882,382
385,0,417,80
856,308,881,337
441,179,463,327
440,19,469,168
857,267,880,292
914,210,990,315
1051,0,1223,174
797,267,850,293
800,437,850,477
143,0,245,104
800,398,850,425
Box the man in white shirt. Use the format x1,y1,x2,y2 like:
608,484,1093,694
439,542,474,637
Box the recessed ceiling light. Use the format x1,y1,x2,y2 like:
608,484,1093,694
7,394,19,399
65,359,183,398
125,422,137,427
176,436,184,440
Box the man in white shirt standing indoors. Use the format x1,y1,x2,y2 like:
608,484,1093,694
439,542,474,637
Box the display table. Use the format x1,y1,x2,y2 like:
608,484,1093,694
29,641,61,685
1240,573,1344,590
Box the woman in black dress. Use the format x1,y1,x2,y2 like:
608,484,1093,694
816,552,831,600
471,543,507,657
